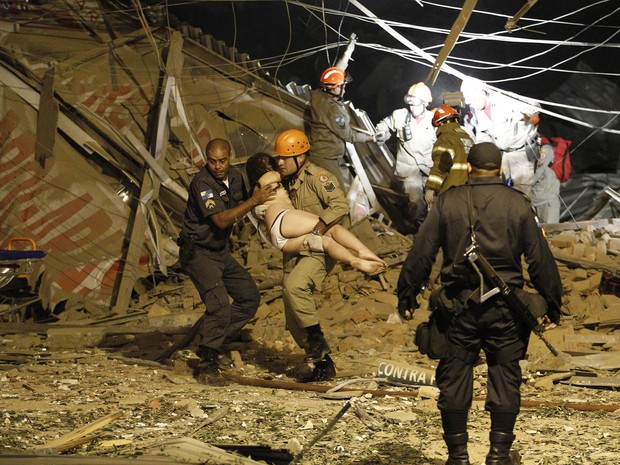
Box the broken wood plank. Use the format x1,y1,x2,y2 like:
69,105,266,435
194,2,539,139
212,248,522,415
562,376,620,389
35,411,123,453
352,403,383,431
564,334,620,345
290,401,351,465
570,352,620,371
152,437,269,465
190,406,230,435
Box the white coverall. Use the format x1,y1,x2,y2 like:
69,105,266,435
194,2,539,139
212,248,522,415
531,144,561,224
376,107,436,210
464,92,539,197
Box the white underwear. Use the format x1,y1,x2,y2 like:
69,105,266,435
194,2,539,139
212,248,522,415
269,209,291,250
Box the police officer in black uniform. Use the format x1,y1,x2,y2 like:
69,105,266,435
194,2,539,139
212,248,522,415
178,138,275,386
397,142,563,465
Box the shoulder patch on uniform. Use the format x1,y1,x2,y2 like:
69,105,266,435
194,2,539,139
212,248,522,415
323,181,336,193
335,114,346,127
317,173,330,183
205,199,216,209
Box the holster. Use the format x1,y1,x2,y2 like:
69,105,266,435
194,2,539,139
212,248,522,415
414,316,448,360
415,285,467,360
177,234,195,265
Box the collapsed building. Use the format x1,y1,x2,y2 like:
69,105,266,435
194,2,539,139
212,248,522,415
2,0,620,317
0,0,402,316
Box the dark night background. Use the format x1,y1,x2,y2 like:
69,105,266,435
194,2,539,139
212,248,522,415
165,0,620,173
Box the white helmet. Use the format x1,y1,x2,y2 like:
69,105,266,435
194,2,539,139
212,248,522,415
404,82,432,105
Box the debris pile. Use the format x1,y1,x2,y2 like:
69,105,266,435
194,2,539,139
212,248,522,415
1,217,620,464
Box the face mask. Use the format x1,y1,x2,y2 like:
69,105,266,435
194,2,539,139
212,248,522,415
410,103,425,118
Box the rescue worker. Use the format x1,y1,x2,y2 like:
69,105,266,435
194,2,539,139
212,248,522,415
178,138,275,386
531,143,561,223
425,104,473,205
275,129,350,382
460,77,540,198
375,82,436,234
310,66,378,191
397,142,563,465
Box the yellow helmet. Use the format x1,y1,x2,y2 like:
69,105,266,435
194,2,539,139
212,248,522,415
274,129,310,157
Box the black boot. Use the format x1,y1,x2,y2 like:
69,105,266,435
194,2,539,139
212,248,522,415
304,324,331,364
443,432,470,465
195,347,229,387
292,354,336,383
486,431,515,465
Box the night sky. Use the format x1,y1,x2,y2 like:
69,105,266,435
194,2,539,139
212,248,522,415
166,0,620,172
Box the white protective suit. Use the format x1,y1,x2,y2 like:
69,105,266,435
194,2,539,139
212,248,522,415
376,107,436,205
464,91,540,197
531,144,561,224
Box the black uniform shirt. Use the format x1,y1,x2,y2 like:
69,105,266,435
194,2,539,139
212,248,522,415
398,176,562,316
180,165,247,250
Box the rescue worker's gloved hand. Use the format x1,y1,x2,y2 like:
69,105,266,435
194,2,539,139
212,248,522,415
373,131,389,144
303,233,324,252
424,189,436,205
523,112,540,126
398,294,419,320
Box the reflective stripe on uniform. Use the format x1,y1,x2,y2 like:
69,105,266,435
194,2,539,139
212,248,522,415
428,174,444,185
451,163,469,170
433,145,456,159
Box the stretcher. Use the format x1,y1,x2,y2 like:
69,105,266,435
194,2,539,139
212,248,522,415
0,237,46,290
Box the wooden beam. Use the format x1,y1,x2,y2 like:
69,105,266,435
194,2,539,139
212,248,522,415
426,0,478,85
112,32,185,313
35,411,123,453
505,0,539,33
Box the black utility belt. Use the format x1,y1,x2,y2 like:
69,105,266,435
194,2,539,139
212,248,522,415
177,235,225,252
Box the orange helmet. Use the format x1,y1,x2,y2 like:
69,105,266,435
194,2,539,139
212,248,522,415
319,67,351,89
432,104,459,127
274,129,310,157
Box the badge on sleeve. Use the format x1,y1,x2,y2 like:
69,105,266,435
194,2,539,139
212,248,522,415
335,115,345,128
317,171,335,193
323,181,335,192
201,189,214,200
205,199,216,209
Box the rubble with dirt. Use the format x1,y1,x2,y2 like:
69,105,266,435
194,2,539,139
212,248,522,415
1,217,620,465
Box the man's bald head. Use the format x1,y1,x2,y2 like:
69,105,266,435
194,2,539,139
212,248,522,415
206,138,231,156
205,138,232,180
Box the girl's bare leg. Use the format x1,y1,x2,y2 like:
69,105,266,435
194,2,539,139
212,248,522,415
281,235,385,275
326,225,385,265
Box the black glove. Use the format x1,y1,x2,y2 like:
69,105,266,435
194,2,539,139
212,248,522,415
546,304,561,325
398,293,419,320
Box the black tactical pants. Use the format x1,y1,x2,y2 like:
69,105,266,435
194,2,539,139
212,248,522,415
436,300,530,415
181,245,260,351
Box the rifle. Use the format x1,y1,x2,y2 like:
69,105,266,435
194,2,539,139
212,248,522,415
464,243,559,356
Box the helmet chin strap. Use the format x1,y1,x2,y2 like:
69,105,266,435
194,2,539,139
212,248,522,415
292,155,306,176
324,85,344,100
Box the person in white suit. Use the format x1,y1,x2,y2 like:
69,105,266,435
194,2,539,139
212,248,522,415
460,77,540,198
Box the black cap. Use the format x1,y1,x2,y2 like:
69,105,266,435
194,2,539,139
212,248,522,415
468,142,502,170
